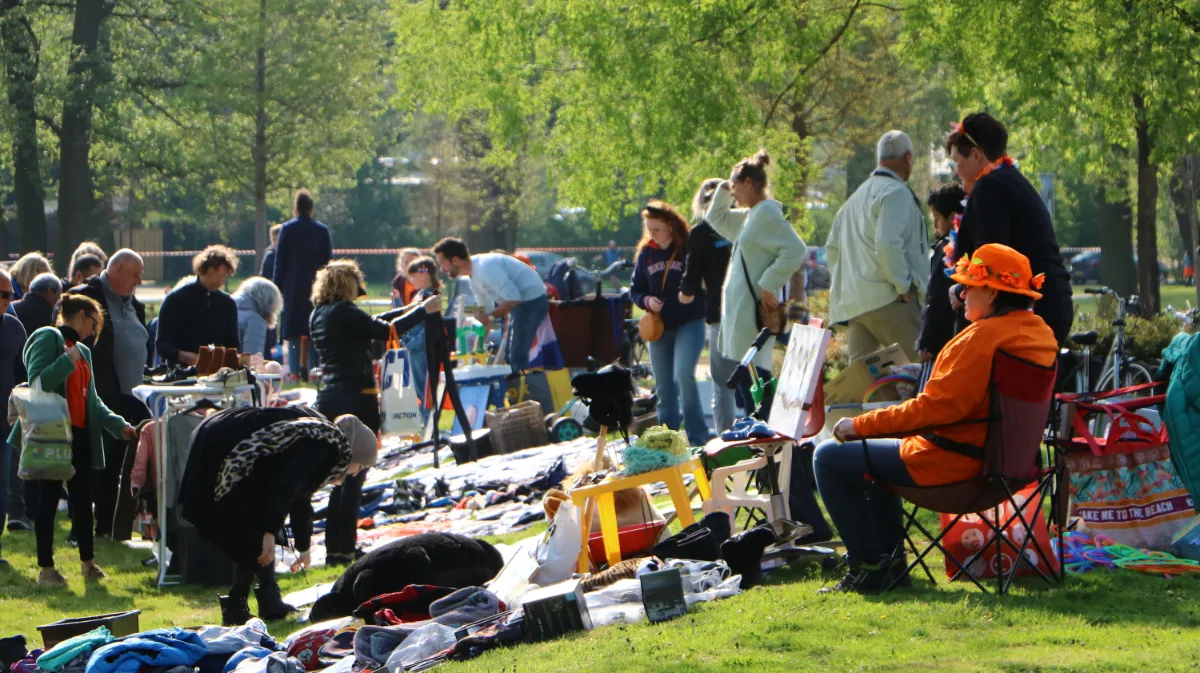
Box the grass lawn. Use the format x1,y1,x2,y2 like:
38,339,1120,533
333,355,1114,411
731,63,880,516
1072,283,1199,315
6,514,1200,672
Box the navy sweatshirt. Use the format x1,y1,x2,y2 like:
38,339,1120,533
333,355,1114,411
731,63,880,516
630,242,705,330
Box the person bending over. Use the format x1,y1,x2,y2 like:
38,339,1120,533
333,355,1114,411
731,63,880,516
813,244,1057,593
178,405,378,625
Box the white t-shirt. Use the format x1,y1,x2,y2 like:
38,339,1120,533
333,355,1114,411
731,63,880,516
469,253,547,307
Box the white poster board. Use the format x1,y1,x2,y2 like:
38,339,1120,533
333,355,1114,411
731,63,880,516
768,324,831,440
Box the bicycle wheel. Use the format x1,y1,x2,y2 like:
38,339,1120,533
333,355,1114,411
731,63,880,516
1096,361,1155,394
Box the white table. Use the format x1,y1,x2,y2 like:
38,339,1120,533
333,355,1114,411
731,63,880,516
132,383,257,587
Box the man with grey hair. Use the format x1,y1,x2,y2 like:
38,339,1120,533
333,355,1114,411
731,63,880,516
68,248,150,541
13,272,61,335
826,130,929,362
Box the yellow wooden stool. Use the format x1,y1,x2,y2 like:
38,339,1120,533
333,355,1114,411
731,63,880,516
570,457,712,572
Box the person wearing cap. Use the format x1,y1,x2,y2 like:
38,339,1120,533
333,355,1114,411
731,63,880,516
178,405,380,625
308,259,440,566
813,244,1058,593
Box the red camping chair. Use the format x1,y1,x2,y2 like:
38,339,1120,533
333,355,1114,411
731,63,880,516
862,350,1063,594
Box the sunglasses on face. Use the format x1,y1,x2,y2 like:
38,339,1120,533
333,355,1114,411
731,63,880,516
412,268,431,274
0,291,11,300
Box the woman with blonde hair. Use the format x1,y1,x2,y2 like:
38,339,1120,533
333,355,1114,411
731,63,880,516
69,241,108,271
11,252,52,299
309,259,439,564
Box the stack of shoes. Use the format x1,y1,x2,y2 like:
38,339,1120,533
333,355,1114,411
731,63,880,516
653,512,732,562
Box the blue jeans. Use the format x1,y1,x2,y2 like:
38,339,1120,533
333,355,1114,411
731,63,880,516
506,295,550,374
648,318,711,446
0,439,9,552
403,326,430,424
707,323,742,432
813,438,916,565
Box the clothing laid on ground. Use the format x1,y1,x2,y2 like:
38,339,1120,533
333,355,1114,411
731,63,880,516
178,406,348,564
826,167,929,325
273,215,333,341
155,280,239,366
38,627,115,673
953,165,1073,343
918,233,956,358
84,628,207,673
852,310,1057,485
704,187,807,365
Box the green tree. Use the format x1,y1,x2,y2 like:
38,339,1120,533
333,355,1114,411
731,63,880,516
390,0,937,236
903,0,1200,314
175,0,388,268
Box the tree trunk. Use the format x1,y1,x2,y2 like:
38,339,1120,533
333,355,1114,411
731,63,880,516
789,103,810,231
253,0,268,271
1098,183,1137,298
845,143,876,197
55,0,111,274
1170,154,1200,306
1133,93,1160,316
2,1,47,253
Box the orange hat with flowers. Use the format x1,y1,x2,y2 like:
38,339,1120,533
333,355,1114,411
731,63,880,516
950,243,1045,300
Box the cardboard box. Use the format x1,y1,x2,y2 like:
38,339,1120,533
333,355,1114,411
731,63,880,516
640,568,687,623
825,343,910,405
522,580,593,642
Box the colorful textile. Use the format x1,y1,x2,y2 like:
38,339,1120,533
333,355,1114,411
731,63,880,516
37,627,113,673
85,629,207,673
352,585,457,626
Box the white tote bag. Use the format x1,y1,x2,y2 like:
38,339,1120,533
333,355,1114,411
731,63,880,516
380,326,423,437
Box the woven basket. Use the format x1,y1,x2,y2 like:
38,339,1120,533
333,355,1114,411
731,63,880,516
485,400,550,454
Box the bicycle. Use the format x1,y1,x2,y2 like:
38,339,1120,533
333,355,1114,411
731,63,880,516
1062,287,1154,395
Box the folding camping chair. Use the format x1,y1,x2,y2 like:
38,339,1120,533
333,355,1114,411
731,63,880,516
864,350,1063,594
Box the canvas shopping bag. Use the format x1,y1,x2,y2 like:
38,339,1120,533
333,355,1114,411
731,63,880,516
939,484,1060,580
11,380,74,481
380,325,423,437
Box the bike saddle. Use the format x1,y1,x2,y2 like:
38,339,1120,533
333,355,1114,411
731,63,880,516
1069,331,1099,347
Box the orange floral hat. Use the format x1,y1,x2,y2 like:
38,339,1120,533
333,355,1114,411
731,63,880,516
950,243,1044,300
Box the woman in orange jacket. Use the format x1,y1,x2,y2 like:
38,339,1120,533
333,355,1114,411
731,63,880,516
814,243,1058,593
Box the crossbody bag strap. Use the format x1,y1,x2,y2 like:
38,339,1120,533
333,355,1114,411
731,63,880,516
656,248,677,299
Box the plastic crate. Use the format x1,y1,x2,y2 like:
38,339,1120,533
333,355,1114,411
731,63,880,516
38,610,141,649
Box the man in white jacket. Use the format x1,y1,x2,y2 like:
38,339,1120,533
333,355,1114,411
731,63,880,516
826,130,929,362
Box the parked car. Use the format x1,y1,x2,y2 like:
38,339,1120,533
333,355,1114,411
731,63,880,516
516,250,564,280
1070,250,1168,285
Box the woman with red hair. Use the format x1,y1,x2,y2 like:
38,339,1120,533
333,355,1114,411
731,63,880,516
630,200,710,446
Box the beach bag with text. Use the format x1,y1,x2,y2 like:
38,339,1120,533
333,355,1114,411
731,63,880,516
380,325,423,437
11,380,75,481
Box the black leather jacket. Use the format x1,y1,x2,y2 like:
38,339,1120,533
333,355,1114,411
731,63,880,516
309,300,423,392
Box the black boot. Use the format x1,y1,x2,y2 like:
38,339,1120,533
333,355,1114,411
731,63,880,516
254,580,298,621
720,525,777,590
219,595,253,627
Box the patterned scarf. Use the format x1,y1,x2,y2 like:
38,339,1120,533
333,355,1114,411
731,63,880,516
214,418,351,501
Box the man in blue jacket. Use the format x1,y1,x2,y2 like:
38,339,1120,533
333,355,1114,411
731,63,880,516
273,189,333,375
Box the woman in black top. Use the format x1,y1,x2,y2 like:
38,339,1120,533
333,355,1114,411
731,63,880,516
309,260,438,564
179,405,378,625
678,178,741,432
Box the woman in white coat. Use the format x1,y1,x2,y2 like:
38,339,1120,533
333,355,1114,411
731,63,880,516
699,150,807,409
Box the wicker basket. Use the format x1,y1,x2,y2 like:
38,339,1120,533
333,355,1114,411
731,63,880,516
485,400,550,454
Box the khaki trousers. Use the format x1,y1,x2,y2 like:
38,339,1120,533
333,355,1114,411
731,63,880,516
846,299,922,363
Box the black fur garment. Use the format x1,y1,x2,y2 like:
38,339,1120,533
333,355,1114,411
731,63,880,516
309,533,505,622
